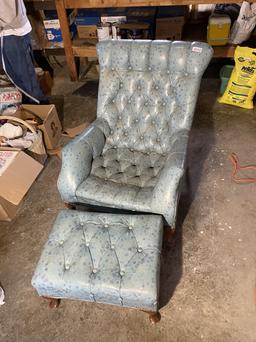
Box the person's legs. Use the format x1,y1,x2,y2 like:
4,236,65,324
1,34,48,103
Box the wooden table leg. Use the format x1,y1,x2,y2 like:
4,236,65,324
55,0,78,81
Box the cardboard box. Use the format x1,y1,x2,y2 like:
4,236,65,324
0,87,22,114
75,9,100,25
15,104,62,150
38,71,53,96
43,10,76,42
156,17,185,40
77,25,97,39
0,150,43,221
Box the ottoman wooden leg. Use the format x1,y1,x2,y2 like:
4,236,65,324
43,297,61,308
64,202,76,210
143,310,161,324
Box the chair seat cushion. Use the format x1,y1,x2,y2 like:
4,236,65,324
92,148,166,187
32,210,163,311
76,148,166,212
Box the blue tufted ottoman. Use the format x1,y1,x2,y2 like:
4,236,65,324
32,210,163,323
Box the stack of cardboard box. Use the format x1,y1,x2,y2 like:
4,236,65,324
0,104,62,221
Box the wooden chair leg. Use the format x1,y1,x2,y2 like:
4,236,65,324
43,297,61,308
164,226,175,242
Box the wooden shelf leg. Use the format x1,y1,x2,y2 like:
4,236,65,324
55,0,78,81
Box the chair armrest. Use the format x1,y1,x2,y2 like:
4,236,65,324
57,119,109,203
151,129,189,226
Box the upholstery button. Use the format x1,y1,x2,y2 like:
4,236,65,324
127,99,131,104
92,268,98,274
111,67,115,71
144,101,148,106
120,270,125,276
130,148,134,152
114,145,117,149
118,115,122,120
140,136,144,140
147,152,150,155
112,99,115,104
138,85,141,90
152,120,156,125
120,82,123,88
167,70,170,74
86,242,90,247
110,130,114,135
162,102,166,106
156,138,160,143
128,225,133,230
111,245,115,250
65,264,70,270
124,132,128,136
155,85,159,90
135,119,139,123
89,293,94,298
185,72,188,77
148,66,152,71
104,224,109,228
128,65,132,70
137,247,143,253
80,222,84,226
59,240,64,245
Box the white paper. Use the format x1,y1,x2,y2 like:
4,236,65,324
0,287,5,305
0,151,18,176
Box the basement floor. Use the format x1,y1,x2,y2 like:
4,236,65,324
0,63,256,342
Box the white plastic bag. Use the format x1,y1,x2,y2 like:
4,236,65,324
0,286,5,305
229,1,256,44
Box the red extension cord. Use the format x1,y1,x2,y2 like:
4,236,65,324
229,153,256,184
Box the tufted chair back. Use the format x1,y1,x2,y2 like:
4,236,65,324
96,40,212,155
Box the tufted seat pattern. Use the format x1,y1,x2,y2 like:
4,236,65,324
91,148,166,187
32,210,163,311
57,40,213,226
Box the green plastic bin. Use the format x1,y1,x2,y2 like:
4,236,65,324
220,65,234,95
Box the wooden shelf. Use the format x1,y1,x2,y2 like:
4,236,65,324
72,38,97,57
64,0,246,9
70,41,236,59
70,22,238,60
54,0,256,81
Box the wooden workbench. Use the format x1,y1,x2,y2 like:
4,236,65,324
54,0,250,81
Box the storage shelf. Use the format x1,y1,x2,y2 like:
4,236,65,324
64,0,247,9
71,42,236,59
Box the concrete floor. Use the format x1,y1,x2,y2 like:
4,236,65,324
0,63,256,342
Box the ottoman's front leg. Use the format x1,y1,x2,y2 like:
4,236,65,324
43,297,61,309
64,202,76,210
144,310,161,324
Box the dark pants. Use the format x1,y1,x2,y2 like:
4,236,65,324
0,33,48,104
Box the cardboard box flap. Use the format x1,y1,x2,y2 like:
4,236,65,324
15,104,62,150
21,104,55,121
0,152,43,205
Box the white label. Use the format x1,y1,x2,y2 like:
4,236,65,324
0,151,18,176
192,46,202,53
44,20,60,30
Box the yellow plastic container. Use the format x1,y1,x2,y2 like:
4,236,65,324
207,15,231,46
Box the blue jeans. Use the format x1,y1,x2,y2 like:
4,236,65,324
0,33,48,104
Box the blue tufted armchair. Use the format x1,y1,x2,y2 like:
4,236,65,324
58,40,213,228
